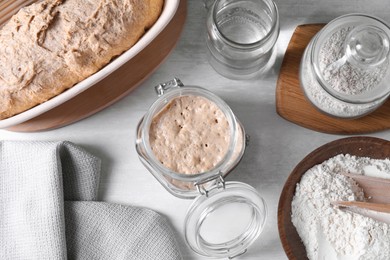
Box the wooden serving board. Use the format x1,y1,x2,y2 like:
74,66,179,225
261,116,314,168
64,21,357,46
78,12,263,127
7,0,186,132
276,24,390,135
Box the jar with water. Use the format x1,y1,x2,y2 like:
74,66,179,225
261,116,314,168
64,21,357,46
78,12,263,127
205,0,279,79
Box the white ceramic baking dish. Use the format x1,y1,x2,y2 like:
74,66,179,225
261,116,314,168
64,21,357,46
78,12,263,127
0,0,179,129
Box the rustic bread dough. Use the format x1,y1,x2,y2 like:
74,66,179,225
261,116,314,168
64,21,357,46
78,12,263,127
0,0,163,119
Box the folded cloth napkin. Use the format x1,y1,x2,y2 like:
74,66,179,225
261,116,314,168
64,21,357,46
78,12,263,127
0,141,182,260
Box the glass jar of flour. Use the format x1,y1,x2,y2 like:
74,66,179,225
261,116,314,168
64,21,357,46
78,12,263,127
205,0,279,79
135,78,267,258
300,14,390,118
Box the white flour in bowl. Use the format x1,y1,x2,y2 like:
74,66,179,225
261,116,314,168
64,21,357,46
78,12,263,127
291,154,390,260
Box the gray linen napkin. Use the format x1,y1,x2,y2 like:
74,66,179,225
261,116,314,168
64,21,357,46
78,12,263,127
0,141,181,260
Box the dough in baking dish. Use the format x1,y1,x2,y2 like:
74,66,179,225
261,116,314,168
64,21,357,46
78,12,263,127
0,0,163,119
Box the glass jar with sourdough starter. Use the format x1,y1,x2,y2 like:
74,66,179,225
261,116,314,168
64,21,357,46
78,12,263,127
135,78,267,258
300,14,390,118
205,0,279,79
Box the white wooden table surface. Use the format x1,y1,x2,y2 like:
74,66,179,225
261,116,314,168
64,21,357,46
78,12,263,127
1,0,390,259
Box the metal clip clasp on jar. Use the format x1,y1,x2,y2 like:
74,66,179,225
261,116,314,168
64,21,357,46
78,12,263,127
155,77,184,96
135,78,267,259
195,174,226,197
136,77,247,199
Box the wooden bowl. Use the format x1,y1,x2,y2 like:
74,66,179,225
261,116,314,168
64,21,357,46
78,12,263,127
277,136,390,259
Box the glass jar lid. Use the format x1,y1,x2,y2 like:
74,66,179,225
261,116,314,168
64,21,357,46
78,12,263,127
184,181,267,258
312,14,390,104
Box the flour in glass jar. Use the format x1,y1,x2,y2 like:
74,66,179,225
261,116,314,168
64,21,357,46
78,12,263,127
292,154,390,260
319,27,389,96
301,26,389,118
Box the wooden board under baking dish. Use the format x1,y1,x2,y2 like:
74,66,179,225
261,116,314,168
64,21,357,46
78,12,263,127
276,24,390,135
6,0,186,132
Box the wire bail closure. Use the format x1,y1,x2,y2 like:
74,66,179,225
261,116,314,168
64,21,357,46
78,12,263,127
195,174,225,197
155,77,184,96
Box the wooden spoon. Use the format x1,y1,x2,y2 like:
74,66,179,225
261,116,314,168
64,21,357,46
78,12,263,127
332,201,390,214
332,173,390,222
340,172,390,204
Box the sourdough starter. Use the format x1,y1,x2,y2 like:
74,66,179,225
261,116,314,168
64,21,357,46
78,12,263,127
149,95,231,174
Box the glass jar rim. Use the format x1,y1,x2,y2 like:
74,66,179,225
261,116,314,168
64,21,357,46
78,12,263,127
211,0,279,49
140,85,239,182
311,13,390,104
184,181,267,258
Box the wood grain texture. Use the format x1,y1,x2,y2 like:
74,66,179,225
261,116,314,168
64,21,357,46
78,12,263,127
276,24,390,135
340,172,390,204
333,201,390,214
7,0,187,132
277,136,390,260
0,0,36,26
